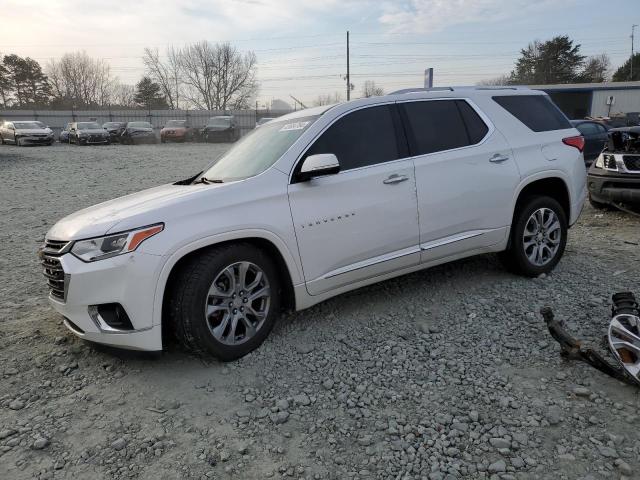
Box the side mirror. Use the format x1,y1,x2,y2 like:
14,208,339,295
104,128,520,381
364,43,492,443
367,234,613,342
298,154,340,181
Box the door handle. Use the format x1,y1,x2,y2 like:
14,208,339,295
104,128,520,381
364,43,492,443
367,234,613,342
489,153,509,163
383,174,409,185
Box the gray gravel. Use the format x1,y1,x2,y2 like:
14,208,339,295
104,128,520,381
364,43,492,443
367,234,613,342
1,142,640,480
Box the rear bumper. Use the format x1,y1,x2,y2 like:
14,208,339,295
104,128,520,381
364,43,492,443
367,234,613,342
588,171,640,205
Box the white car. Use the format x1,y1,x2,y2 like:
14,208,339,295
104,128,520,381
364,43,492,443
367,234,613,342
0,120,54,146
40,87,587,360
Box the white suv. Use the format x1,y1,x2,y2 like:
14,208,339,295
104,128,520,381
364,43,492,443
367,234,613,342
40,87,587,360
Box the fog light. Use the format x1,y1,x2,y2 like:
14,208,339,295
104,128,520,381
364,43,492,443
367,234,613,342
88,303,134,332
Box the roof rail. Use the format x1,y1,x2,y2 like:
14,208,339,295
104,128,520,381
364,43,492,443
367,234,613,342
389,85,529,95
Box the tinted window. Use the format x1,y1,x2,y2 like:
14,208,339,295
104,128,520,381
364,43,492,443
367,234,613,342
400,100,472,155
304,105,401,171
576,122,599,135
493,95,571,132
457,100,489,144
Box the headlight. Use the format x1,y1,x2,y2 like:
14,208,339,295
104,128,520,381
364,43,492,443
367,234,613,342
595,155,604,169
71,224,163,262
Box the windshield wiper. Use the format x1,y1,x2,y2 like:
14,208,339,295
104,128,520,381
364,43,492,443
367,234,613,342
195,177,224,185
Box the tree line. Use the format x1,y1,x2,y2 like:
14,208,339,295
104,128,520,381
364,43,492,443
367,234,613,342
0,35,638,110
0,41,259,110
480,35,638,86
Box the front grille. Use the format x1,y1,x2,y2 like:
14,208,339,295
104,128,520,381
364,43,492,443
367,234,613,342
88,135,105,142
41,255,67,301
623,155,640,172
42,239,70,255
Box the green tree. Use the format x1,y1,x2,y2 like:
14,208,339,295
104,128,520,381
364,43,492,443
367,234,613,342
0,55,11,107
2,54,50,106
612,53,640,81
510,35,585,84
134,76,168,109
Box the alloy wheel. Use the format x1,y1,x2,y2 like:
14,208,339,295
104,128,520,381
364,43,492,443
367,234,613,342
522,207,561,266
205,261,271,345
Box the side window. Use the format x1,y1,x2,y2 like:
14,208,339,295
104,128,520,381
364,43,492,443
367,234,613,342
400,99,474,155
304,105,401,171
596,124,607,133
492,95,571,132
456,100,489,144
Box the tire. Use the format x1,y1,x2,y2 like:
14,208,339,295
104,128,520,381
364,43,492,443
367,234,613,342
167,243,281,361
589,194,610,210
0,135,4,145
15,136,21,146
499,195,567,277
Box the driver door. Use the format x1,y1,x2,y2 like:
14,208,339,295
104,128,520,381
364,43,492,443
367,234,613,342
287,104,420,295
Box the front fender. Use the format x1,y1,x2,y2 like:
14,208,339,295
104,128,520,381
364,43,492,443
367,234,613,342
151,228,303,329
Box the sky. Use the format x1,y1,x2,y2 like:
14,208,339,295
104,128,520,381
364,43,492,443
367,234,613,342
1,0,638,107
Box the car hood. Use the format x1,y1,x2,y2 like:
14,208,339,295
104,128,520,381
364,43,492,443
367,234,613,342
128,128,154,133
162,127,186,132
47,183,220,241
79,129,108,134
204,125,231,131
16,128,51,134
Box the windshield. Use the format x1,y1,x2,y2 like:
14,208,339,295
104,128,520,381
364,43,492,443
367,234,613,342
166,120,186,127
207,117,232,127
199,116,317,182
103,122,123,128
14,121,45,129
128,122,153,128
78,122,101,129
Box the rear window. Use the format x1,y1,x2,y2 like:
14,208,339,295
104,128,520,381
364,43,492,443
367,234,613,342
493,95,571,132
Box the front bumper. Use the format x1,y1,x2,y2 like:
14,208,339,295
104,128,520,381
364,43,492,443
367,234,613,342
588,169,640,205
21,135,53,145
45,251,165,351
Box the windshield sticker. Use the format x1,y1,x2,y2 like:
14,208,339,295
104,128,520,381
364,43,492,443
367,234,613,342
279,121,309,132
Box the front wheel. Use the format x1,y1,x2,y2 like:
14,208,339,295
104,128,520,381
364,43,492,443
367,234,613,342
499,195,567,277
167,243,281,361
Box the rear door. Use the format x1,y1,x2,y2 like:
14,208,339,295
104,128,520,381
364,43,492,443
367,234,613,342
288,104,420,295
398,99,520,262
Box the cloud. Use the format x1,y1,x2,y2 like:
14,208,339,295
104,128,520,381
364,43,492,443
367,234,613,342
379,0,559,34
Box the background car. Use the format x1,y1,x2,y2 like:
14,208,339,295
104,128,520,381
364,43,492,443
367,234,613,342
59,123,72,143
200,115,239,142
160,119,195,143
570,119,609,166
69,122,110,145
255,117,274,128
102,121,127,143
120,121,158,144
0,120,54,146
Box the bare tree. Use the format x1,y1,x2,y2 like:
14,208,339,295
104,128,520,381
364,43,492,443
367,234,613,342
313,92,343,106
477,74,512,86
109,83,136,108
143,46,182,109
47,51,116,107
580,53,611,83
178,41,258,110
361,80,384,98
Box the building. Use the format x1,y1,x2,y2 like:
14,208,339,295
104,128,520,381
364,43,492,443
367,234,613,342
529,81,640,120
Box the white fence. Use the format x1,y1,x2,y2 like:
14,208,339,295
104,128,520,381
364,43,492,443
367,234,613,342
0,109,291,137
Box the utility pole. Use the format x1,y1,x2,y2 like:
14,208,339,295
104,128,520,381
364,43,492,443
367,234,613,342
346,31,350,101
632,24,638,80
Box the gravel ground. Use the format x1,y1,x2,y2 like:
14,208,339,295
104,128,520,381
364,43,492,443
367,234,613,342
1,143,640,480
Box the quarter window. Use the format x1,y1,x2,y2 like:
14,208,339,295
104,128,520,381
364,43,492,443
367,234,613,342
493,95,571,132
303,105,401,171
400,99,487,156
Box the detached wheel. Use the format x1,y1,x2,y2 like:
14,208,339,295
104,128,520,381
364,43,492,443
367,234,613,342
500,195,567,277
168,243,281,361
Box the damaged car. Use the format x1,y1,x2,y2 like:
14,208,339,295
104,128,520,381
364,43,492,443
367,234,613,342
588,126,640,209
200,115,239,142
120,121,158,145
69,122,110,145
0,120,54,146
160,120,195,143
102,121,127,143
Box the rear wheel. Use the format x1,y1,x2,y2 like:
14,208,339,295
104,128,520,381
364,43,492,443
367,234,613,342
167,243,281,361
499,195,567,277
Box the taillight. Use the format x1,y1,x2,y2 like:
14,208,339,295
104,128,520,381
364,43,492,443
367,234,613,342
562,135,585,152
